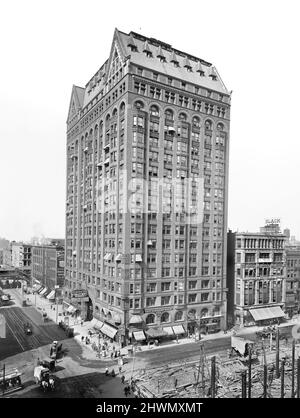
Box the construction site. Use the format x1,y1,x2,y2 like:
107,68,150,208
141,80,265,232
131,332,300,398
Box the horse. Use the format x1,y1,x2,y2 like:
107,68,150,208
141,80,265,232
41,380,49,392
49,377,55,391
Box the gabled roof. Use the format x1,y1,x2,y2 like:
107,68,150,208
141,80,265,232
117,29,229,93
67,85,85,124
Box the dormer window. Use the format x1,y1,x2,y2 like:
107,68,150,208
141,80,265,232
157,45,166,62
170,51,179,67
196,61,205,76
183,57,192,72
209,66,218,81
143,41,152,57
127,34,138,52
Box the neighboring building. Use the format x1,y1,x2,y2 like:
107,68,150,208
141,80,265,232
2,247,12,268
227,222,287,327
65,29,231,343
31,244,65,291
11,243,32,273
285,241,300,317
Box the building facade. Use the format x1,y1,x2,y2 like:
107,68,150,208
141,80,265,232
65,29,231,343
285,242,300,317
31,244,65,291
227,224,287,326
11,243,32,273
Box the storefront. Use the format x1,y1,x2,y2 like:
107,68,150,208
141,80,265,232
249,306,286,325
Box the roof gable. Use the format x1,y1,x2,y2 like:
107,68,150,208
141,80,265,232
67,85,84,124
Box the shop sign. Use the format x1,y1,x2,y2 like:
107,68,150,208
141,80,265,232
71,289,88,298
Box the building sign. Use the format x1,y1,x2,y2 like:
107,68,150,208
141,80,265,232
71,289,88,298
265,218,280,226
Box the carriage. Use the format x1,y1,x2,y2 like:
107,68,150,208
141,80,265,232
34,366,55,392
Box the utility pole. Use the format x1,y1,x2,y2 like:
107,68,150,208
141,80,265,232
2,364,5,395
248,346,252,398
275,328,280,379
297,357,300,398
280,359,285,398
263,365,268,398
241,371,247,398
210,356,216,398
291,340,295,398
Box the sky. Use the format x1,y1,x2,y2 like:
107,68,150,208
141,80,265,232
0,0,299,241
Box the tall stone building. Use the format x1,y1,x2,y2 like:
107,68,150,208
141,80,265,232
65,29,231,343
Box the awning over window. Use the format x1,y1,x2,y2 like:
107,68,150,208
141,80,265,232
104,253,112,261
249,306,285,321
91,318,104,331
101,323,118,339
163,326,174,336
172,325,186,335
133,331,146,341
38,287,45,294
40,288,48,296
129,315,144,325
145,327,168,338
47,290,55,300
115,253,122,262
33,284,42,292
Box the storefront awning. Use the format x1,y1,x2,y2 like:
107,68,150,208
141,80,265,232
249,306,285,321
40,288,48,296
47,290,55,300
133,331,146,341
101,323,118,339
91,319,104,331
145,327,168,338
33,284,42,292
163,326,174,336
38,287,45,294
172,325,186,335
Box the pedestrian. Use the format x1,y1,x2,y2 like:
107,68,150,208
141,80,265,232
105,367,109,376
124,386,128,397
81,320,84,327
118,366,122,374
81,336,84,342
111,352,114,359
121,375,125,384
111,369,115,377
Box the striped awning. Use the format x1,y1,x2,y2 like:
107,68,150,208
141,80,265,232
249,306,285,321
172,325,186,335
101,323,118,339
163,326,174,336
133,331,146,341
47,290,55,300
40,288,48,296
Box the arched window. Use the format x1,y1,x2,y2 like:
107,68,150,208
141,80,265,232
146,313,155,324
95,305,99,313
165,109,174,121
192,116,200,128
205,119,212,129
134,100,144,110
179,112,187,121
120,102,126,112
217,122,224,131
150,105,159,117
107,311,112,319
112,108,118,118
161,312,170,323
200,308,209,318
175,311,183,321
188,309,196,319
